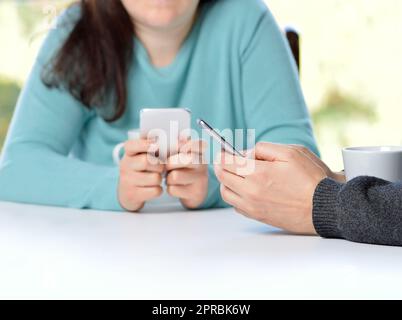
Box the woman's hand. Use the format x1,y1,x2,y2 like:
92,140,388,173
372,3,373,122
166,140,208,209
214,142,335,235
118,139,165,212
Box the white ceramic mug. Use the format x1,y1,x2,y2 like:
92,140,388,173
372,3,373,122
113,129,141,165
113,129,180,208
342,146,402,182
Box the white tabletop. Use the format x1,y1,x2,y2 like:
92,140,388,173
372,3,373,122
0,201,402,300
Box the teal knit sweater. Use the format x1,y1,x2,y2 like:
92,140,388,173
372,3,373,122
0,0,318,211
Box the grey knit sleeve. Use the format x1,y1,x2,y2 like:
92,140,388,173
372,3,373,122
312,177,402,246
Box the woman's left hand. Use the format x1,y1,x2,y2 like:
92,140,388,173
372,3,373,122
166,140,208,209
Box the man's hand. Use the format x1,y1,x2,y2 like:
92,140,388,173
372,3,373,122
214,142,334,235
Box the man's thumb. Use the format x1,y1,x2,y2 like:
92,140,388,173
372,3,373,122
254,142,292,161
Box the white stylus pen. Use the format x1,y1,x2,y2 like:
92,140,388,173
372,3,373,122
197,119,245,158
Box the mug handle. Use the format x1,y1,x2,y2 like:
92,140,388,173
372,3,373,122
113,143,125,165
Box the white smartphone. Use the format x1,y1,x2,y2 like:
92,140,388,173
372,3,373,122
140,108,191,161
197,118,245,158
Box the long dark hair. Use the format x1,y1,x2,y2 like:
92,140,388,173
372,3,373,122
42,0,212,122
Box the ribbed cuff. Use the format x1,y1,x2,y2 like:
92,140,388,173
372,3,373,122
89,166,124,212
313,178,343,239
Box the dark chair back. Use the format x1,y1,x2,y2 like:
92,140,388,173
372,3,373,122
285,27,300,72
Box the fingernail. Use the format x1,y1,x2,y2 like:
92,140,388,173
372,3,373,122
149,144,159,153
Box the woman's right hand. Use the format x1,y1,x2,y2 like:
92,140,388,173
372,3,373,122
118,139,165,212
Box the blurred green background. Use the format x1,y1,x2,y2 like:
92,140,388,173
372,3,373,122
1,0,401,170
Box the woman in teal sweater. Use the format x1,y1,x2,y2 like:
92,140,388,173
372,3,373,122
0,0,318,211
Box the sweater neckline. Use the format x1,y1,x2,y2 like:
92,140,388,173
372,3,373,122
133,8,205,79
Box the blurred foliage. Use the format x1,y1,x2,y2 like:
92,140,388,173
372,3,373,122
0,1,379,155
0,1,41,151
0,76,21,149
16,3,43,38
312,88,377,146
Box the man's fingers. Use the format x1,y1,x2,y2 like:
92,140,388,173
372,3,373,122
220,185,252,213
214,164,246,193
254,142,298,162
220,185,267,223
289,144,314,156
289,144,331,171
289,144,320,163
216,152,256,177
254,142,323,172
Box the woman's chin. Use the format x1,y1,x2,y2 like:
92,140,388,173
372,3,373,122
143,13,185,30
151,0,177,5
